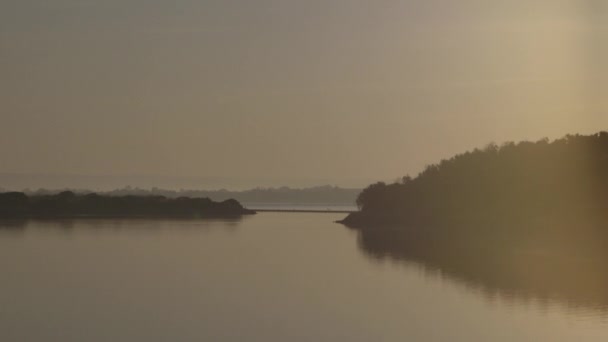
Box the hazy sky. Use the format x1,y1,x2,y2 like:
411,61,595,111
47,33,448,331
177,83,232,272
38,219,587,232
1,0,607,189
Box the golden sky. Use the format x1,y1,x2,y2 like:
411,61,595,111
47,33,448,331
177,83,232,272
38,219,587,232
1,0,606,189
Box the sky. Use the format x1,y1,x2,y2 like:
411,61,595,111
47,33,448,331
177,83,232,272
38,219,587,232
1,0,607,190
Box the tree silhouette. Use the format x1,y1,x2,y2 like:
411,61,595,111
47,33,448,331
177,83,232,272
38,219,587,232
345,131,608,227
0,192,255,219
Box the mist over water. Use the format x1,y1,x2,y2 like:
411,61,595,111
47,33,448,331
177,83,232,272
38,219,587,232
1,214,607,342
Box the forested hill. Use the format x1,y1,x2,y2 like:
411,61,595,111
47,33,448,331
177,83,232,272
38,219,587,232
341,132,608,227
341,132,608,308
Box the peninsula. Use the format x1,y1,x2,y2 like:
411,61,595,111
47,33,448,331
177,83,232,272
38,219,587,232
339,132,608,306
0,191,255,219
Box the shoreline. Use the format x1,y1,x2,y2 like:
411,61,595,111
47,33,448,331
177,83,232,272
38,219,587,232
252,209,355,214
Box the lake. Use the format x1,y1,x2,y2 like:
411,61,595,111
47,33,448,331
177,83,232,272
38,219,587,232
0,213,607,341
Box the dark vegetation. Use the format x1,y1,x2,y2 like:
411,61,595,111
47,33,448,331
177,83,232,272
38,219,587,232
342,132,608,309
0,191,255,219
344,132,608,227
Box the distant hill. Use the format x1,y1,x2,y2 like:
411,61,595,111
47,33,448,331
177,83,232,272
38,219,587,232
25,186,361,208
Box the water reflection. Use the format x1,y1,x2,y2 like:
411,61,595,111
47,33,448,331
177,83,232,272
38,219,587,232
0,217,246,235
0,213,607,341
353,222,608,313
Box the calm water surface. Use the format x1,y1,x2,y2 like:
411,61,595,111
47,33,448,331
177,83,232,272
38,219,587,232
0,213,607,341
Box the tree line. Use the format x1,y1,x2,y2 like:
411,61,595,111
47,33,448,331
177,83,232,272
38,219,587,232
0,191,255,218
346,132,608,227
